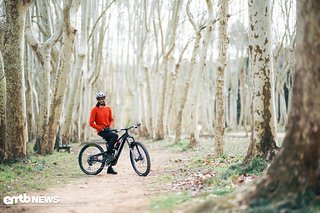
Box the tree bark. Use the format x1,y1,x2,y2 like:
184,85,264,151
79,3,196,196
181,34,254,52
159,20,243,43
214,0,229,156
245,0,278,162
2,0,34,160
189,0,215,145
25,14,62,152
175,0,201,143
60,0,87,143
0,51,6,162
155,0,182,140
40,0,76,154
60,53,85,144
239,56,248,135
239,1,320,209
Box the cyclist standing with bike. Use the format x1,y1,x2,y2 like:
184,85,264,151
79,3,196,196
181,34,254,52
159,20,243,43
89,92,118,175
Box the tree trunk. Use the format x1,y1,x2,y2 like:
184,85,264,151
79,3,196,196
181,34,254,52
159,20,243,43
25,17,62,152
239,56,248,135
60,53,85,144
245,0,278,162
239,1,320,209
214,0,229,156
189,0,215,145
40,0,76,154
2,0,34,160
144,67,154,139
0,52,6,162
155,0,182,140
175,0,201,143
25,50,35,143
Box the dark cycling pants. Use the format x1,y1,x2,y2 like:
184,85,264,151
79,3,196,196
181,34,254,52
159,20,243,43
98,129,118,154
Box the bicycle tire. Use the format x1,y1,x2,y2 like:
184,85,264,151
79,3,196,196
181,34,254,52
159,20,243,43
129,142,151,176
78,143,105,175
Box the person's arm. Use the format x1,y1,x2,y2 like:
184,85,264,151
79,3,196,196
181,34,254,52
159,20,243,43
89,108,103,132
109,107,114,127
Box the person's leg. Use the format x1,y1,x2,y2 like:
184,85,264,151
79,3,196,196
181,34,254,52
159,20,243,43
107,166,117,174
97,131,117,162
103,132,118,154
103,132,118,174
98,131,109,149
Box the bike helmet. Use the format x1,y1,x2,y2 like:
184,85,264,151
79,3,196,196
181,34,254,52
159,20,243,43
96,92,106,99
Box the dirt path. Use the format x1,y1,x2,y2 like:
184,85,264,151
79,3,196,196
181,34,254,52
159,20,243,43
2,133,285,213
4,140,181,213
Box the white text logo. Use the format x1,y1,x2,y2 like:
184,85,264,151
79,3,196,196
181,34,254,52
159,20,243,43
3,193,60,205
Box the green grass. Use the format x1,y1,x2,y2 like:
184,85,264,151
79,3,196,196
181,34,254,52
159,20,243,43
166,140,191,152
0,148,82,199
150,192,192,212
160,151,268,206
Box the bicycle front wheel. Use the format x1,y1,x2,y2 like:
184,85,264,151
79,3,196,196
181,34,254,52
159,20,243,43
78,143,105,175
129,142,151,176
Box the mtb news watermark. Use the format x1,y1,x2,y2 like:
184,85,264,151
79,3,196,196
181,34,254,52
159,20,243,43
2,193,60,205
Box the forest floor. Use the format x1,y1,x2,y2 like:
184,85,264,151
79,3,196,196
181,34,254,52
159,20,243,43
1,132,286,213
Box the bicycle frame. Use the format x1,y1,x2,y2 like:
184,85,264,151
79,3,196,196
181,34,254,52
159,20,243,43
89,125,138,166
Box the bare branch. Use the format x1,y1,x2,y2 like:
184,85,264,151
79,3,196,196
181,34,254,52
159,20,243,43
87,0,115,42
186,0,197,31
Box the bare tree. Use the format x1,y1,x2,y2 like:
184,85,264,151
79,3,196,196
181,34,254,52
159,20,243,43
245,0,278,162
155,0,183,140
60,0,88,144
1,0,34,160
188,0,216,146
214,0,229,156
175,0,202,143
25,4,62,152
40,0,77,154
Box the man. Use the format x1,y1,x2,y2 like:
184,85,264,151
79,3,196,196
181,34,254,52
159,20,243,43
89,92,118,175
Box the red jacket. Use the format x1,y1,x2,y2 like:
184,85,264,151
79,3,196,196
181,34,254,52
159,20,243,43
89,106,114,132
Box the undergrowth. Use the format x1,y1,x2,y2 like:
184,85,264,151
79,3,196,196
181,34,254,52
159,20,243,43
0,145,82,200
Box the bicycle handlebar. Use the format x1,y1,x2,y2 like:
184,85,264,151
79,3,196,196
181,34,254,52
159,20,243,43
109,123,141,133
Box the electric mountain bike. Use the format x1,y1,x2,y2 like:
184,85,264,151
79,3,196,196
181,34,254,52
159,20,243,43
78,123,151,176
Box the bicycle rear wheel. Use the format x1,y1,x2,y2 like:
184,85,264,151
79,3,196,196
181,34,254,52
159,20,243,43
78,143,105,175
129,142,151,176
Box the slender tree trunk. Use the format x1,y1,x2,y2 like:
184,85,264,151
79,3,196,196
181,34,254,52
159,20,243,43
144,67,154,138
175,0,201,143
167,39,192,134
214,0,229,156
189,0,215,146
175,33,201,143
60,53,85,144
0,52,6,161
245,0,278,162
25,51,35,143
239,56,248,135
2,0,34,160
155,0,182,140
